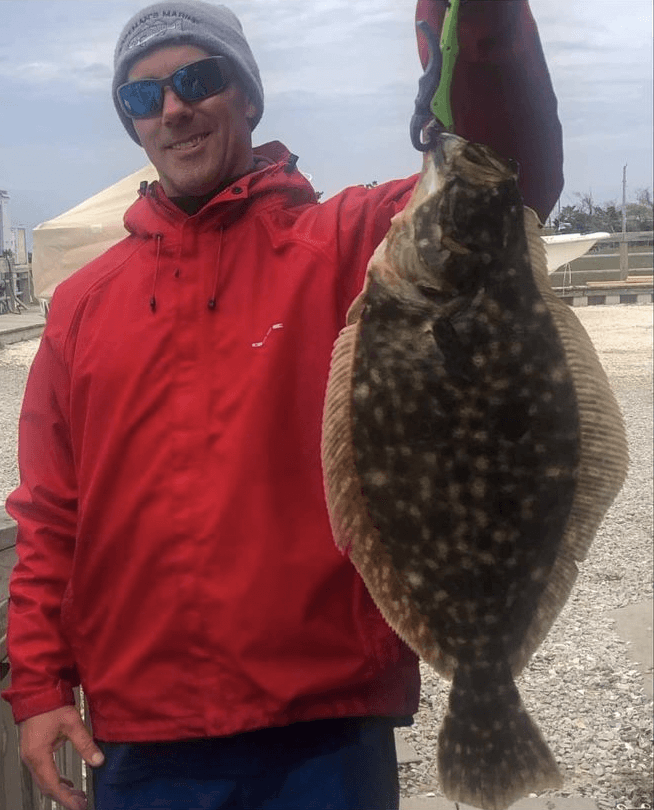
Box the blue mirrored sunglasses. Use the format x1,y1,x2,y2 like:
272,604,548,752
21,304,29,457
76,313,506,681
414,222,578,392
117,56,232,119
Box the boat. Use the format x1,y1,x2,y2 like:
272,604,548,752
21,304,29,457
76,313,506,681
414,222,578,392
541,232,610,274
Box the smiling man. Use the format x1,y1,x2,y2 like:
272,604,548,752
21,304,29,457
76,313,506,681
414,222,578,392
3,2,563,809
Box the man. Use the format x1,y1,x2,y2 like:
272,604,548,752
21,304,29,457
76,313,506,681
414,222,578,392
3,2,563,809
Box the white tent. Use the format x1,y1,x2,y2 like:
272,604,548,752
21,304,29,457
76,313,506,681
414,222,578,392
32,164,158,300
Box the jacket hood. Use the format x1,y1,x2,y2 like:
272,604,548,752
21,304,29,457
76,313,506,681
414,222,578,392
123,141,317,240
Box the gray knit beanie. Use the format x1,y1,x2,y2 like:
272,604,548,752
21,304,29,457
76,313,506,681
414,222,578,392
113,0,264,144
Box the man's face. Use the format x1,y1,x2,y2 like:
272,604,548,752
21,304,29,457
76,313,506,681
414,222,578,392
129,45,258,198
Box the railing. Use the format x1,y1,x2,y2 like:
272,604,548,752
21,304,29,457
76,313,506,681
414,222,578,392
0,257,32,315
594,231,654,279
0,516,95,810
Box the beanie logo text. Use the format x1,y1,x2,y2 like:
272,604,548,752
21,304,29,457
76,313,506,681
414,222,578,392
119,10,201,53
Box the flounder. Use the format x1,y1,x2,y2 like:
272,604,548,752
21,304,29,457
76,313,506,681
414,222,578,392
321,132,628,810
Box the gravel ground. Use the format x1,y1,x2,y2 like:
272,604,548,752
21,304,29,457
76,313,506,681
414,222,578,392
1,305,652,810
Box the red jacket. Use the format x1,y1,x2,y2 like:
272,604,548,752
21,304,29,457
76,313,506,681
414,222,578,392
4,143,421,740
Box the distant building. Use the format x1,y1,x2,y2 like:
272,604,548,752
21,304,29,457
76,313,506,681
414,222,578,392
0,191,28,262
0,190,11,254
11,227,28,265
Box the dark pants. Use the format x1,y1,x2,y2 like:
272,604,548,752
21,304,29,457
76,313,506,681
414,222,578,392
93,717,400,810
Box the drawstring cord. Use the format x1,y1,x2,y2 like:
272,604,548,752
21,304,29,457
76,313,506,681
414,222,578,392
208,227,224,310
150,233,163,312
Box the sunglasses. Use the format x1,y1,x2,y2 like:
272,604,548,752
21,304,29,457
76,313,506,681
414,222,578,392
117,56,232,119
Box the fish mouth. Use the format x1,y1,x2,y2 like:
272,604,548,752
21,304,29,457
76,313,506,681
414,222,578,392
432,132,516,189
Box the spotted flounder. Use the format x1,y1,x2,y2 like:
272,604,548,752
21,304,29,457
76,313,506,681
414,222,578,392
321,132,628,810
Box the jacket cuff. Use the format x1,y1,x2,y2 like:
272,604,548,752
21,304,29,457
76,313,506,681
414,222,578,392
2,679,77,725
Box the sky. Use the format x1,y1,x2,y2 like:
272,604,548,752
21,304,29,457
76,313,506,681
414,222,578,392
0,0,652,240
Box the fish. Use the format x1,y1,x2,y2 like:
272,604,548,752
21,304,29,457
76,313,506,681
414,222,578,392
321,131,629,810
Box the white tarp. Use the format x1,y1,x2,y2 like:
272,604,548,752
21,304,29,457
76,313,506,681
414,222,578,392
32,164,158,300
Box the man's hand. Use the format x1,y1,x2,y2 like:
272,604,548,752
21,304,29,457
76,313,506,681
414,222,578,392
19,706,105,810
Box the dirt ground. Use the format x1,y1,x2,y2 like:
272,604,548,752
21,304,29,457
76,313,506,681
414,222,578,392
574,304,653,382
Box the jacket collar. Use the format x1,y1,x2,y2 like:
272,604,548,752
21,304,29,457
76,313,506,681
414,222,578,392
124,141,317,239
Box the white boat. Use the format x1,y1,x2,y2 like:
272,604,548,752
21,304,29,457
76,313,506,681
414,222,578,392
541,232,610,274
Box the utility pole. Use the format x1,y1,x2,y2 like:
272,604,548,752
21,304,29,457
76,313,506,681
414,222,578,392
620,164,628,280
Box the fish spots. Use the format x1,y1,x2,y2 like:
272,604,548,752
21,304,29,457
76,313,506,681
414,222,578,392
448,482,463,501
520,496,535,520
473,509,489,528
551,365,568,384
366,469,389,487
492,529,510,544
406,570,424,588
471,478,486,499
545,466,566,479
474,456,490,472
354,382,370,403
420,477,432,501
530,567,547,582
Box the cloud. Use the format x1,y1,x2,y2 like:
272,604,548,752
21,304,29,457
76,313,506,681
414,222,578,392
1,0,651,225
0,0,135,93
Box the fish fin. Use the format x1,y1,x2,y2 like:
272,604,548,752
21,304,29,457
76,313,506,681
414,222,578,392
439,662,562,810
509,209,630,674
321,310,456,677
322,321,363,553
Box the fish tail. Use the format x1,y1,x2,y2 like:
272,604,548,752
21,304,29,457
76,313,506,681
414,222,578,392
438,661,562,810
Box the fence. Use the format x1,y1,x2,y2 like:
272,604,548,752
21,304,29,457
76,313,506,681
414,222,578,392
594,231,653,279
1,517,95,809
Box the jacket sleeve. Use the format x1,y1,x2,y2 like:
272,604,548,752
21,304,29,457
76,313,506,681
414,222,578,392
325,177,419,322
2,307,80,723
416,0,564,222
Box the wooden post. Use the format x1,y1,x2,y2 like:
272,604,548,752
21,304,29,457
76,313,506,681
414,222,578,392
620,164,629,280
619,235,629,280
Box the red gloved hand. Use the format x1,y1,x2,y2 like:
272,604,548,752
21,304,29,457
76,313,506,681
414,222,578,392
416,0,529,68
414,0,564,223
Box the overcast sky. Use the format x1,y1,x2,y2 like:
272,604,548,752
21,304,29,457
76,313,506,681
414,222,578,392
1,0,652,237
